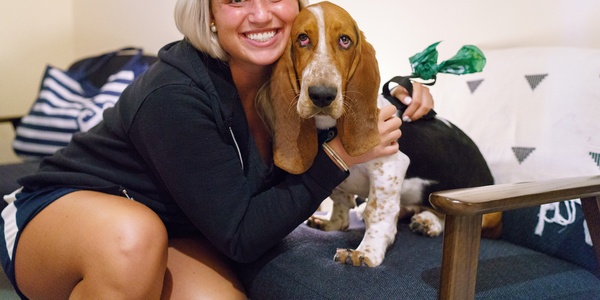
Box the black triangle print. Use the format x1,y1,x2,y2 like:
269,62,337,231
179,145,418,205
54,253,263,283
590,152,600,169
466,79,484,94
512,147,535,164
525,74,548,91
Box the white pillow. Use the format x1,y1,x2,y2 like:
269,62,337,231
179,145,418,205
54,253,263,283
432,47,600,184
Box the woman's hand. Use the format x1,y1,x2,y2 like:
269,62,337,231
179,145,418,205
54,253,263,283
391,82,434,122
327,105,402,169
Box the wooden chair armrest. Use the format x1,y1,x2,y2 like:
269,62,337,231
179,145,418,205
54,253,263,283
429,175,600,300
430,175,600,215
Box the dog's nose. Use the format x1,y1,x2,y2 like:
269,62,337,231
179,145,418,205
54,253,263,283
308,86,337,107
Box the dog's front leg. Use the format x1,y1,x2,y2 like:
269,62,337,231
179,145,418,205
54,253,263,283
335,152,409,267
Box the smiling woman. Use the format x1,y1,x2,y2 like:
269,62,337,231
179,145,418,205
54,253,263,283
0,0,407,298
0,0,438,298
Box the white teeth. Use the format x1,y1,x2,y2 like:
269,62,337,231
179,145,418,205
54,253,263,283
246,31,276,42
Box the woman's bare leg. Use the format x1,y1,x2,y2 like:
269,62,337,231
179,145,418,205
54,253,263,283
161,237,247,300
14,190,168,299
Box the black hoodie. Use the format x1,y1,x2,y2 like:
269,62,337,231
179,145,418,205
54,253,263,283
18,40,348,263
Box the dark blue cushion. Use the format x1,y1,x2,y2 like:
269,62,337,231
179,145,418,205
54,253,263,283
237,213,600,299
502,201,599,275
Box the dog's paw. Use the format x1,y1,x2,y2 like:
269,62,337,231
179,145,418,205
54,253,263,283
409,211,443,237
306,214,348,231
333,248,375,267
306,215,325,229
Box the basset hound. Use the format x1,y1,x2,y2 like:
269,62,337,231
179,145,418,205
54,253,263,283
258,1,405,267
259,1,500,267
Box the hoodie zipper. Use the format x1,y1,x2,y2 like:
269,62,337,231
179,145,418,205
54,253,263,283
121,188,134,200
229,126,244,171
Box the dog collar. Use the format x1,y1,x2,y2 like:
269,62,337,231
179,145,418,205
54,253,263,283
318,127,338,144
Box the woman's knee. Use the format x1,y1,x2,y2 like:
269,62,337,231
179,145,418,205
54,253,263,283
68,195,169,299
85,195,169,281
15,191,169,298
76,202,168,298
56,191,169,268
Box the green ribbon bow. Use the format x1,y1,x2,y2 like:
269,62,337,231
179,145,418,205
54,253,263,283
409,41,486,84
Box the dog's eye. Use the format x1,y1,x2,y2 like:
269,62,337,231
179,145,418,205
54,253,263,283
339,35,352,49
297,34,310,47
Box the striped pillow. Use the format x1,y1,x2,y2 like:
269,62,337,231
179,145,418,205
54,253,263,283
13,49,150,159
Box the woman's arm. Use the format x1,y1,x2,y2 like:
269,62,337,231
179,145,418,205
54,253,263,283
326,105,402,169
128,85,348,263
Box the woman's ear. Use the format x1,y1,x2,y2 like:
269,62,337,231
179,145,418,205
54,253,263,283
270,41,318,174
338,30,381,156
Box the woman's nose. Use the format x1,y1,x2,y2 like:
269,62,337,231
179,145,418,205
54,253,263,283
248,0,273,24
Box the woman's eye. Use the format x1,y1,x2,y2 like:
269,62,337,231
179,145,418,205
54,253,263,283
339,35,352,49
297,34,310,47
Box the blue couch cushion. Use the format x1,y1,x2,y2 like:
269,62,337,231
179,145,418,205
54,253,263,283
237,213,600,299
502,201,599,276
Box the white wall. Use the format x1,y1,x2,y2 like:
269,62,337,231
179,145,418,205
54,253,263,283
327,0,600,87
1,0,599,163
72,0,180,58
0,0,75,117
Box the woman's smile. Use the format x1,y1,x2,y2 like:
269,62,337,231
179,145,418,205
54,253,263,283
245,30,278,43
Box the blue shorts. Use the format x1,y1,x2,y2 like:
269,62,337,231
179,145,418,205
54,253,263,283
0,187,78,298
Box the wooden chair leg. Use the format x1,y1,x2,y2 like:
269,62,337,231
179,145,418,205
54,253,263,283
438,214,483,300
581,195,600,267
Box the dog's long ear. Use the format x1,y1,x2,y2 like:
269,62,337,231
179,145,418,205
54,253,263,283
338,29,381,157
270,41,318,174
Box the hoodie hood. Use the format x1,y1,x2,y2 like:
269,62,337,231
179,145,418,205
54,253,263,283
157,40,242,135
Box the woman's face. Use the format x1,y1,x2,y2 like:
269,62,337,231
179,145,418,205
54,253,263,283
211,0,300,68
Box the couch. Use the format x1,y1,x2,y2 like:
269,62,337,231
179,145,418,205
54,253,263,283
234,47,600,299
1,47,599,299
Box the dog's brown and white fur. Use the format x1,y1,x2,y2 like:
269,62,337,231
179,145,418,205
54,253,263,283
259,2,499,267
259,1,408,267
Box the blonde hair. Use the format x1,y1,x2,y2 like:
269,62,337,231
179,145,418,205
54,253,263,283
174,0,310,61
